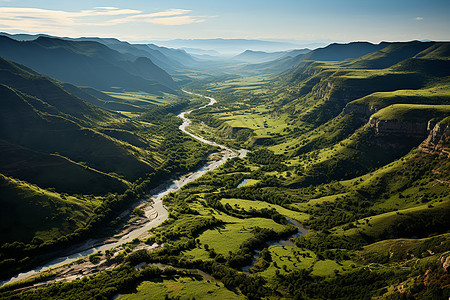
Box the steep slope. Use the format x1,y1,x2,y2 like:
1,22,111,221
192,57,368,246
147,43,198,66
0,83,153,188
0,57,112,124
0,173,98,243
0,58,161,191
0,36,177,93
60,83,147,112
275,42,450,127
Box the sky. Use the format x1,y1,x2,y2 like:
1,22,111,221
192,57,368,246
0,0,449,44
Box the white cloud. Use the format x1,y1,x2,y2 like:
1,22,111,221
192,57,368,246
94,7,120,10
146,8,190,18
0,7,205,36
105,9,204,26
415,17,424,20
147,16,205,26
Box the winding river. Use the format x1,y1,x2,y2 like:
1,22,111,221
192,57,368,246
1,91,246,286
2,90,305,286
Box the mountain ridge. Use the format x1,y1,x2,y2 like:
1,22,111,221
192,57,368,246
0,35,177,94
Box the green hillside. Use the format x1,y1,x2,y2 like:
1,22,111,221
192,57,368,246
0,173,98,243
0,82,154,186
371,104,450,122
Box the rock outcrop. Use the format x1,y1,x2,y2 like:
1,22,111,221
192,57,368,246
368,117,430,138
420,121,450,156
441,255,450,273
342,102,379,119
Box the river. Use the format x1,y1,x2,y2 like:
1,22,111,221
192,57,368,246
1,91,246,286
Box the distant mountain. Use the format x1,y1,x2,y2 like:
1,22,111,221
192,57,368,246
181,48,221,56
0,32,51,41
0,35,177,94
233,49,310,63
341,41,440,69
153,38,304,54
242,41,391,74
1,33,199,75
72,37,197,74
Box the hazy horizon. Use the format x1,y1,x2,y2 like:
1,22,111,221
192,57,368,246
0,0,448,45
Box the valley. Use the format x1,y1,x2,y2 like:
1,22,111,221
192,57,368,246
1,91,246,288
0,33,449,300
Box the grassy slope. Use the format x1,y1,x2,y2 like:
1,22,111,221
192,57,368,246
371,104,450,122
118,277,244,300
0,174,99,243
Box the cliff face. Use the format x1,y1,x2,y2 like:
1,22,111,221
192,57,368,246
368,117,430,139
420,121,450,156
367,115,450,156
297,71,425,126
343,102,379,118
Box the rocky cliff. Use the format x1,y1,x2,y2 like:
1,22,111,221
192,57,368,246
342,101,379,118
420,120,450,156
368,117,430,139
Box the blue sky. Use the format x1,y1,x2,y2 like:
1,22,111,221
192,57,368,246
0,0,448,43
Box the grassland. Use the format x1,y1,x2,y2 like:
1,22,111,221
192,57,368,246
118,276,244,300
105,91,177,106
351,82,450,107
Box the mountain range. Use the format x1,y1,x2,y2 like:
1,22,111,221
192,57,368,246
151,38,313,55
0,35,178,94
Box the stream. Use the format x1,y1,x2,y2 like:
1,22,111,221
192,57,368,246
1,91,246,287
241,218,308,273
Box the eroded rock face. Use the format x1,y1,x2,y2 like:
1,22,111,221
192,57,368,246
343,102,379,118
442,256,450,273
420,122,450,156
368,117,429,138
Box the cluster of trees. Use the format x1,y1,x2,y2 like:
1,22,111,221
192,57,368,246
294,232,363,254
186,172,245,191
220,157,251,173
248,149,289,172
249,248,272,273
275,268,408,299
304,196,379,231
189,108,225,129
